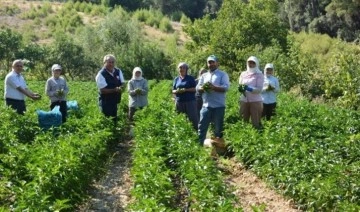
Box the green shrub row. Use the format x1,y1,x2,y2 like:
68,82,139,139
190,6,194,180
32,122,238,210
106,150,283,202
0,81,126,211
225,85,360,211
129,80,238,211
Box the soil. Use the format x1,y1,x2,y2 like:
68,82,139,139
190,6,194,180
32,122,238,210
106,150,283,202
78,140,301,212
77,140,133,212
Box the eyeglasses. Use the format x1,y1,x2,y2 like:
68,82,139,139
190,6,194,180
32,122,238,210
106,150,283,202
16,65,23,67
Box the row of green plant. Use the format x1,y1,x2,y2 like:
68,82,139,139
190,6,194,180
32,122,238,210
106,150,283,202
129,81,239,211
224,85,360,211
0,81,127,211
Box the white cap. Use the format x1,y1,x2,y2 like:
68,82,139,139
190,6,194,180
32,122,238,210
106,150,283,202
264,63,274,70
51,64,62,71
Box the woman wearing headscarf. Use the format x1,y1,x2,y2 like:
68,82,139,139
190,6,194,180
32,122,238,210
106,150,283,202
45,64,69,123
172,62,198,130
238,56,264,129
127,67,148,121
261,63,280,120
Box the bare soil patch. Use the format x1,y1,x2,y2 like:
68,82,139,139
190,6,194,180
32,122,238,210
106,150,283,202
219,157,300,212
79,140,300,211
77,140,134,212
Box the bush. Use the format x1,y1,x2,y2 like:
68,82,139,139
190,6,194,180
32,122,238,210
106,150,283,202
159,17,173,33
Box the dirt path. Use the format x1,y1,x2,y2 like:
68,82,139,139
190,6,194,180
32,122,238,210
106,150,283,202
78,142,300,212
77,140,133,212
218,157,300,212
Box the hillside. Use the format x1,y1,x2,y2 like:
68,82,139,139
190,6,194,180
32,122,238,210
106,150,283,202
0,0,187,46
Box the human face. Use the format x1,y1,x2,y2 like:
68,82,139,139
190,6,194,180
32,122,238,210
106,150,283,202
13,62,24,74
178,66,187,77
135,71,141,78
207,60,217,72
247,60,256,68
265,68,273,76
53,69,61,78
105,59,115,71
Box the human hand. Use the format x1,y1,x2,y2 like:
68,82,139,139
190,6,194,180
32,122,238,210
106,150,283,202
176,88,186,93
244,85,253,92
202,82,212,92
266,85,275,91
238,84,247,97
32,93,41,100
56,89,64,97
238,84,246,93
135,88,142,95
116,86,123,93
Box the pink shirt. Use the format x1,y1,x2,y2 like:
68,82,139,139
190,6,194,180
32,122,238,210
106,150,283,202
239,71,264,102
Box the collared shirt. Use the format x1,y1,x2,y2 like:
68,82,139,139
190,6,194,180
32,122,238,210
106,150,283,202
196,69,230,108
95,68,125,89
45,76,69,102
4,70,27,100
261,75,280,104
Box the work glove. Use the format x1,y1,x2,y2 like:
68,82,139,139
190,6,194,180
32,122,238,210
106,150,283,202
244,85,253,92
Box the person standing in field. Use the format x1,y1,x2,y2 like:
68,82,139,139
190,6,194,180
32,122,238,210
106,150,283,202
45,64,69,123
197,55,230,145
238,56,264,129
127,67,148,122
261,63,280,120
95,54,125,124
4,59,41,115
172,62,198,130
195,68,207,120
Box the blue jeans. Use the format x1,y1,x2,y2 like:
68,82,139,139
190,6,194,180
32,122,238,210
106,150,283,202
198,107,225,145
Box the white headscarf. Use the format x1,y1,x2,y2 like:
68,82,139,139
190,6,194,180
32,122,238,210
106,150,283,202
132,67,143,80
264,63,274,77
246,56,261,73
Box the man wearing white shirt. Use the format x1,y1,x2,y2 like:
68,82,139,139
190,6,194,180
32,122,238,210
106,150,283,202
4,59,41,114
95,54,125,124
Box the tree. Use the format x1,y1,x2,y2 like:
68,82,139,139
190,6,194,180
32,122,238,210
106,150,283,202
323,0,360,42
48,35,96,80
15,43,48,79
184,0,288,76
0,28,23,71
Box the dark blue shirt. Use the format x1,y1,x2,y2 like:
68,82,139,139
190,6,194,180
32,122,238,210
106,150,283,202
173,75,196,102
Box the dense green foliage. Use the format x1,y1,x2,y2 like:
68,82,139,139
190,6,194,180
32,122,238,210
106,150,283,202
225,86,360,211
130,81,237,210
0,80,127,211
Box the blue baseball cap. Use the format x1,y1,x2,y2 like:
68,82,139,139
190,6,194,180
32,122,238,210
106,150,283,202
207,55,218,62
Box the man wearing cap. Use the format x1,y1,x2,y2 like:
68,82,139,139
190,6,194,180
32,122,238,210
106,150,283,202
196,55,230,145
95,54,125,124
45,64,69,123
4,59,41,115
261,63,280,120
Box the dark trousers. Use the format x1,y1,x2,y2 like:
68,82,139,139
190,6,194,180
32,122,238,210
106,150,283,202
196,97,203,120
50,101,67,123
176,100,199,130
262,102,277,120
99,98,119,124
6,98,26,115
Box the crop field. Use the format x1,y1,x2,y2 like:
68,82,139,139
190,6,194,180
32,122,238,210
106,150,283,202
0,80,359,211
